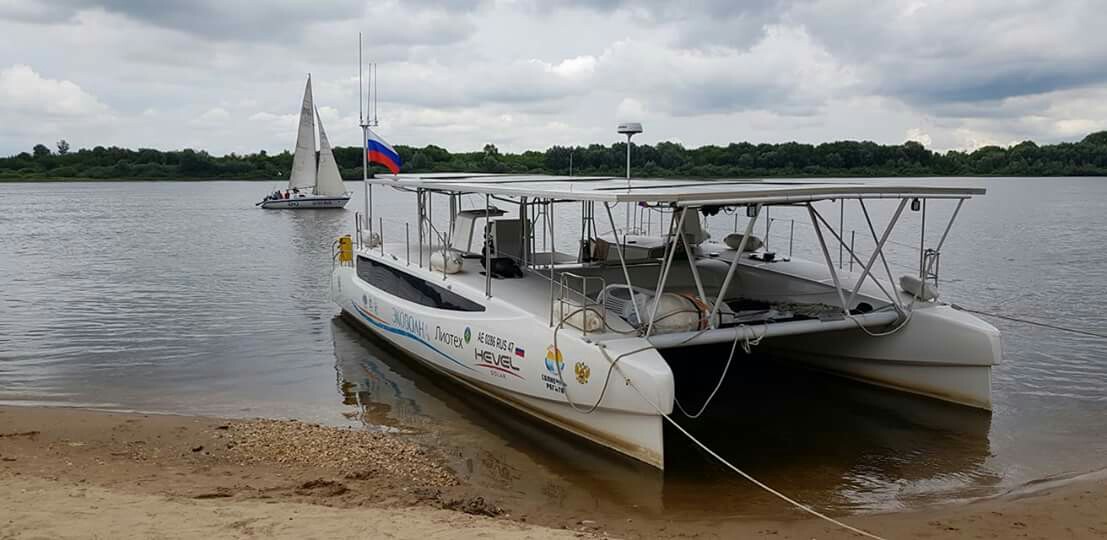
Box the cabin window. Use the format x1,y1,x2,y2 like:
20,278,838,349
356,256,486,312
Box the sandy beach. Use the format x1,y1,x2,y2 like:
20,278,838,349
2,405,1105,539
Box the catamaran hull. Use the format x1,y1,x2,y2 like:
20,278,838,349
763,305,1000,409
260,195,350,209
330,256,674,469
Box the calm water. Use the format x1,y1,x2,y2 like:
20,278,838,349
1,178,1105,520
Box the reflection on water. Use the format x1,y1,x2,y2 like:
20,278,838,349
332,317,997,516
2,179,1106,519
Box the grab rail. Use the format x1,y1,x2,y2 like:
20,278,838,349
557,272,606,335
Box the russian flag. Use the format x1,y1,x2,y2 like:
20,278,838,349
367,127,402,174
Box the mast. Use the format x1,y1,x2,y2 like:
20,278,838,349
360,34,371,236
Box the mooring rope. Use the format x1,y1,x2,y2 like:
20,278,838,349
951,304,1107,340
596,345,887,540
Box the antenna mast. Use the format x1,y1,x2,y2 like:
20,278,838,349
360,34,372,238
358,33,364,126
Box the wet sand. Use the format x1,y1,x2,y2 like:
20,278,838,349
2,405,1105,539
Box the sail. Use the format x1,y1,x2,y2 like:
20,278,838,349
288,75,316,191
313,108,347,197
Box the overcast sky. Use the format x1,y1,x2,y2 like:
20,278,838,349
2,0,1105,156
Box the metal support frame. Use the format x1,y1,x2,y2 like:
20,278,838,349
646,208,688,336
810,203,904,310
807,203,851,312
844,198,908,310
603,202,644,326
679,211,708,305
706,204,761,326
859,200,901,309
923,198,964,284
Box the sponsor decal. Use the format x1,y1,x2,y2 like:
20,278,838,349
391,309,427,340
463,326,472,344
477,331,514,353
360,295,380,314
350,303,474,372
574,361,591,385
435,326,464,349
474,348,524,379
514,346,526,358
542,346,566,394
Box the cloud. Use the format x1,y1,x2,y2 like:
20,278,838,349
905,128,931,147
0,64,108,116
593,25,856,117
1,0,1105,156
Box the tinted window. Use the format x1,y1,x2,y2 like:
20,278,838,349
356,256,485,312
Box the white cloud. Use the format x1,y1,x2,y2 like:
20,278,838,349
905,128,932,146
0,1,1105,155
616,97,645,121
0,64,108,116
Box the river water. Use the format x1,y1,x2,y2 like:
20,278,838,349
1,178,1105,521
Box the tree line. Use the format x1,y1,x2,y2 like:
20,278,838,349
3,131,1107,181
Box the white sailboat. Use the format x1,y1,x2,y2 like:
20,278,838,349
259,75,351,209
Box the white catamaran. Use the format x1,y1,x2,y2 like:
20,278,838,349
330,174,1001,470
259,75,350,209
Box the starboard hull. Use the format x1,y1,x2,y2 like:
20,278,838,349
330,254,673,469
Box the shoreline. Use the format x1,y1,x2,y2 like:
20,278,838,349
3,175,1106,184
2,405,1106,539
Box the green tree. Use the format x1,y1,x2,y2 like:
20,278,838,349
32,144,50,158
56,140,70,155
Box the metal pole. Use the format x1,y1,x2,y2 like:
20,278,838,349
812,207,902,309
707,205,760,322
680,217,709,305
646,209,688,336
379,217,384,255
924,198,965,281
603,202,644,325
859,200,901,309
549,198,555,326
405,222,410,265
919,198,927,278
845,198,909,309
764,207,770,251
838,198,844,268
849,230,856,272
807,204,851,314
359,33,371,239
569,150,573,176
789,219,795,258
625,135,632,230
485,194,492,298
